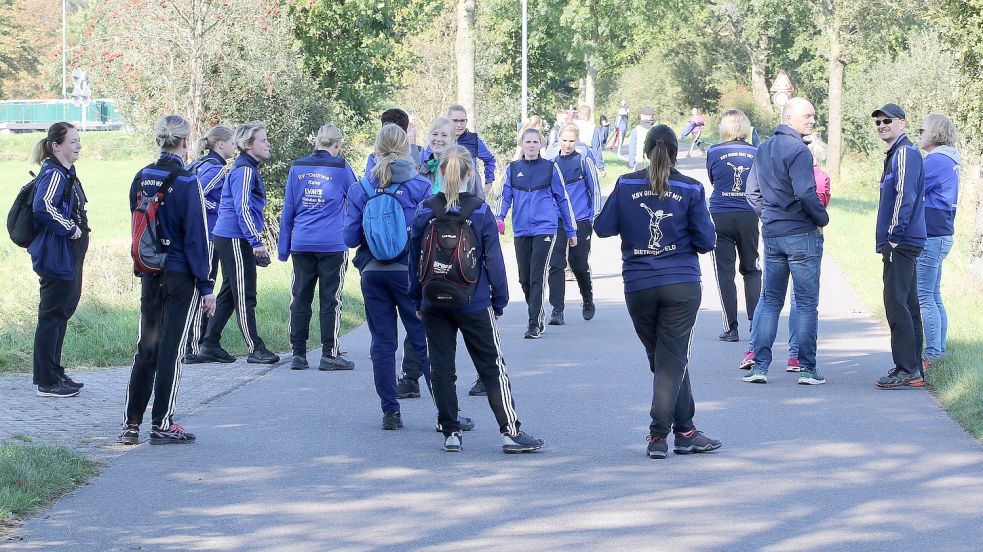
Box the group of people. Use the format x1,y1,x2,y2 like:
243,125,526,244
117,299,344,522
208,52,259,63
23,93,958,458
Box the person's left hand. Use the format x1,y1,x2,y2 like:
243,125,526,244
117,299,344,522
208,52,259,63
568,236,578,247
202,294,217,317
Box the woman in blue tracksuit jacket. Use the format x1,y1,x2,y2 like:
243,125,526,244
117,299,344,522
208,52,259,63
29,122,88,397
594,124,722,460
547,124,601,325
344,124,434,431
183,124,235,363
278,124,357,372
120,115,215,446
200,121,279,365
409,145,543,454
497,127,577,339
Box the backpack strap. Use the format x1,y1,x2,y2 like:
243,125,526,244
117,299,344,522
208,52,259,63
159,169,180,198
425,193,449,217
458,195,483,220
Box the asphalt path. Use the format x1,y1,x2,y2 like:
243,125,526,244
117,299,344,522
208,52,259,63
6,156,982,551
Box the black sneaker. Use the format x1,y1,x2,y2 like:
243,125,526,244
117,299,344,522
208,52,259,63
182,353,206,364
290,355,309,370
548,309,565,326
37,382,80,397
435,416,475,432
647,435,668,459
673,430,722,454
197,344,237,363
582,301,596,321
117,424,140,445
876,368,925,389
247,348,280,364
443,432,463,452
502,431,544,453
524,325,541,339
60,373,83,389
397,378,421,399
718,328,739,342
382,411,403,430
149,423,196,445
468,379,486,396
319,353,355,371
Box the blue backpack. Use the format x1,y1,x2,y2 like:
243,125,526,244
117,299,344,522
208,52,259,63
359,177,407,262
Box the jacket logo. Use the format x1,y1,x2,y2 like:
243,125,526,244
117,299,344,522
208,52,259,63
727,162,749,192
517,172,524,177
544,236,552,243
641,205,673,249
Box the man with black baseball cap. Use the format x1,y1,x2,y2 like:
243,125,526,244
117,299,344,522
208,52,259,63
870,103,927,389
627,106,656,170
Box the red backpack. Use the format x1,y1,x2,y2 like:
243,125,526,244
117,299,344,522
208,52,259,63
131,168,180,275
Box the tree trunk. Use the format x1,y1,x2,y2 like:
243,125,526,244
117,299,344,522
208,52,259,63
969,157,983,279
455,0,475,131
826,52,845,182
584,53,597,112
747,39,772,113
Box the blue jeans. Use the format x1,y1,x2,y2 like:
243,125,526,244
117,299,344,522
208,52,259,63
916,235,953,358
750,230,823,373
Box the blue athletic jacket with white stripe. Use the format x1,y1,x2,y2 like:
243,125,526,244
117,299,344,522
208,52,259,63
212,153,266,249
422,130,496,185
549,150,601,222
278,150,357,260
594,169,716,293
408,194,509,315
187,150,228,234
923,146,960,237
497,157,576,237
128,153,213,295
876,134,926,252
29,159,86,280
706,140,756,213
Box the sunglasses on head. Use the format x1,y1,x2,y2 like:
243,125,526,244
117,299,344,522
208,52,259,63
874,118,894,127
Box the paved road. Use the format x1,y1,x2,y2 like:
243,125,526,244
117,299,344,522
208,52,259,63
5,156,982,551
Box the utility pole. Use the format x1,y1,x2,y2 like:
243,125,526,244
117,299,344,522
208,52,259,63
62,0,67,100
521,0,528,123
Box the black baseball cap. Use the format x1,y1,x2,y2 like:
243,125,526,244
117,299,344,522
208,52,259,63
871,103,906,119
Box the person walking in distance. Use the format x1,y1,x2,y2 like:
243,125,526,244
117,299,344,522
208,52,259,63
497,128,578,340
278,124,357,372
680,108,705,157
547,124,601,325
871,103,928,389
609,101,629,155
573,105,605,174
197,122,280,365
743,98,829,385
183,124,235,364
409,145,544,454
594,124,722,459
627,107,656,170
119,115,215,445
29,122,89,397
706,109,760,343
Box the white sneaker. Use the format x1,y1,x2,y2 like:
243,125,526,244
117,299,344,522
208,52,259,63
443,432,462,452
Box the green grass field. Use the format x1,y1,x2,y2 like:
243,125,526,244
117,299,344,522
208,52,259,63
825,156,983,438
0,440,98,526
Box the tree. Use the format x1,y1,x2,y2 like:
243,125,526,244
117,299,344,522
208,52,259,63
456,0,476,128
560,0,639,112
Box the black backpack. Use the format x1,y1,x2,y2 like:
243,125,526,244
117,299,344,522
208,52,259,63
417,194,483,308
7,170,72,248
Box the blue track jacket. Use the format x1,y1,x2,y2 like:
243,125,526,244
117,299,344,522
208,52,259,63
497,157,576,237
128,153,213,295
212,153,267,248
187,150,228,234
876,134,926,251
594,169,716,293
29,159,86,280
549,150,601,222
923,145,960,237
409,193,508,315
422,130,496,185
745,125,828,237
278,150,356,260
706,140,757,213
344,159,432,271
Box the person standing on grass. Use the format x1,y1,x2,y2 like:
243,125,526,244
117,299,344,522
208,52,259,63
119,115,215,445
742,97,829,386
916,114,960,371
706,109,759,344
871,103,928,390
197,122,280,365
497,128,578,340
594,124,722,460
29,122,88,398
183,124,235,365
278,124,357,372
409,145,544,454
546,124,601,326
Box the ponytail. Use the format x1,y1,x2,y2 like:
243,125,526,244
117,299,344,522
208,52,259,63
643,124,678,199
439,145,474,209
32,122,75,165
371,124,410,188
155,114,191,151
194,124,234,157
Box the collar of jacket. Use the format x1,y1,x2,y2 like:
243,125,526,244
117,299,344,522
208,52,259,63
517,156,544,165
311,150,339,161
206,150,227,165
158,152,185,168
558,150,580,160
44,156,74,177
884,134,911,156
236,152,261,169
457,130,478,146
773,124,807,142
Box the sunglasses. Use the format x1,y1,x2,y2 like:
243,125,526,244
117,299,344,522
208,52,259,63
874,118,894,127
451,118,468,124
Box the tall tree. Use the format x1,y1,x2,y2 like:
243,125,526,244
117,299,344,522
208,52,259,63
561,0,638,112
0,0,34,97
456,0,476,128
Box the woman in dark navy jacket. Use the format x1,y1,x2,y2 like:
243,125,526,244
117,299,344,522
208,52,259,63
279,124,357,371
29,122,88,397
594,124,722,460
497,128,577,339
409,145,544,454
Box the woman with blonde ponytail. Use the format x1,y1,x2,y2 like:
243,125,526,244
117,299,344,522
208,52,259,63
344,124,437,431
408,145,543,454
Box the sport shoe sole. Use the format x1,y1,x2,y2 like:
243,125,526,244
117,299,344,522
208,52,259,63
117,431,139,445
797,376,826,385
875,377,925,389
397,391,421,399
738,359,754,370
673,442,722,454
742,373,767,384
37,389,80,398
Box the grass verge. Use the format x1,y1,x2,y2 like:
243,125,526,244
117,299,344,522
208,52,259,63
0,442,98,527
826,156,983,439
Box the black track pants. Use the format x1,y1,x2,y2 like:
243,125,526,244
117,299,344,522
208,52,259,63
882,245,924,376
203,237,265,352
288,251,348,356
548,219,594,310
186,246,219,355
514,234,555,328
710,210,761,332
33,233,88,386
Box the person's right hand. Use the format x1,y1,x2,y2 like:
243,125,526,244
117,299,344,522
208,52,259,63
253,245,268,257
497,220,506,235
202,293,217,317
69,226,82,240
